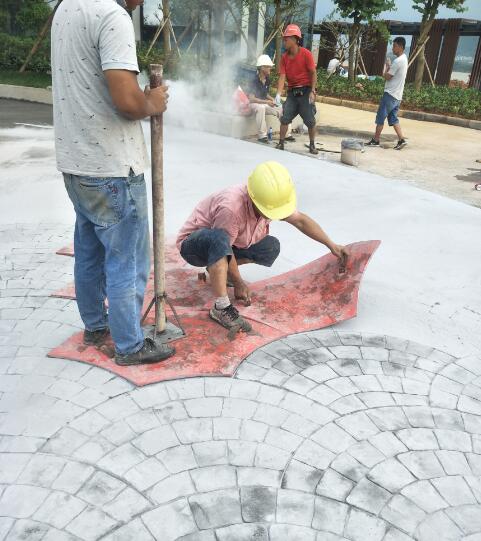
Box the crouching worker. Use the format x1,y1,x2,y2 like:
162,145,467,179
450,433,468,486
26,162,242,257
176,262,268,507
176,162,348,332
249,54,293,143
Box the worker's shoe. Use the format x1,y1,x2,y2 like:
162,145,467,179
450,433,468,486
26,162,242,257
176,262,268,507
366,138,380,147
258,136,269,143
308,142,319,155
115,338,175,366
394,139,407,150
276,141,285,151
84,328,109,346
209,304,252,332
285,135,296,142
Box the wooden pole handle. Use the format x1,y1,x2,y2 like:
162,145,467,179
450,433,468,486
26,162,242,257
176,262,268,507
149,63,166,333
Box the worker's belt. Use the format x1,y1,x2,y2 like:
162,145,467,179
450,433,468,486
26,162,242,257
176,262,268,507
290,86,311,97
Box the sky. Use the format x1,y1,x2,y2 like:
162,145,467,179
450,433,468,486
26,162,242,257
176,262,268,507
315,0,481,22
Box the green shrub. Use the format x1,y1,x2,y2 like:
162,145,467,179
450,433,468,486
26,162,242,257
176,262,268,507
137,45,166,74
137,45,200,80
0,69,51,87
13,0,51,36
0,32,50,72
0,0,51,36
317,68,481,120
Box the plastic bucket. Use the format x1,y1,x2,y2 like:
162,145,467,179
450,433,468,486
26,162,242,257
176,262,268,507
341,138,364,167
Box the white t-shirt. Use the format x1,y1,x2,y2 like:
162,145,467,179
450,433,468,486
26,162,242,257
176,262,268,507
327,58,340,75
51,0,149,177
385,53,408,101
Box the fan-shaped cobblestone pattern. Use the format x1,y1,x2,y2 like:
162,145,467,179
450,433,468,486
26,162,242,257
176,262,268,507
1,330,480,540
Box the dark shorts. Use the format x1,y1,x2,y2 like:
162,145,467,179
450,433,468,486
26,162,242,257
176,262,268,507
375,92,401,126
280,86,317,128
180,228,280,268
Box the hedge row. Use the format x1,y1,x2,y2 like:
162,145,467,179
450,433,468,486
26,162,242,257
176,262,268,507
0,32,50,72
317,69,481,120
0,34,172,76
1,33,479,121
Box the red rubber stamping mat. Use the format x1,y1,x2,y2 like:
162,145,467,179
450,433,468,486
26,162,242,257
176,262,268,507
48,240,380,386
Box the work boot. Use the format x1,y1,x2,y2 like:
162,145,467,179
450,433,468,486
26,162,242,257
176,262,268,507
276,140,285,151
209,304,252,332
84,328,109,346
115,337,175,366
308,141,319,155
366,138,380,147
394,139,407,150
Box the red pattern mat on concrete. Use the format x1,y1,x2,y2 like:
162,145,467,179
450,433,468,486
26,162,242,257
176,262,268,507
48,240,380,386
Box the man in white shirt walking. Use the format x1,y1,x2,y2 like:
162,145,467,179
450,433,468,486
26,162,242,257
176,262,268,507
367,37,408,150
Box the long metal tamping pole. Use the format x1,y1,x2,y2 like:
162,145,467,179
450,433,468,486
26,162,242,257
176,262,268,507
149,64,166,334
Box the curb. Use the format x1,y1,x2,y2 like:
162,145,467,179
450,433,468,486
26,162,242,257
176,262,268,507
0,83,52,105
316,95,481,131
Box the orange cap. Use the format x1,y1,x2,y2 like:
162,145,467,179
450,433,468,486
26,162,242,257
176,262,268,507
283,24,302,38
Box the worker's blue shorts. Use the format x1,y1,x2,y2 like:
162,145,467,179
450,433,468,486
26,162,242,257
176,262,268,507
376,92,401,126
180,228,280,268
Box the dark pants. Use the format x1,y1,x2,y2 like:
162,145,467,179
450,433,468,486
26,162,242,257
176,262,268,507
280,86,317,128
180,228,280,268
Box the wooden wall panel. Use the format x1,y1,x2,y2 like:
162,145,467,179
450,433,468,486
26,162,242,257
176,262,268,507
435,19,461,85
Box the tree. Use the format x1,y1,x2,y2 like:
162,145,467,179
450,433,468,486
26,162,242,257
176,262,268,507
334,0,395,82
20,0,62,73
318,14,390,78
0,0,51,36
162,0,171,55
263,0,311,69
411,0,466,90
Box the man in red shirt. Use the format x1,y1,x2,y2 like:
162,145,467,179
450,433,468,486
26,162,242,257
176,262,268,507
275,24,318,155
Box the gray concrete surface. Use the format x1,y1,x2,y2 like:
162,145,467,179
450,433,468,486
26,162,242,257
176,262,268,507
248,103,481,209
0,225,480,540
0,99,53,129
0,84,52,106
1,98,480,540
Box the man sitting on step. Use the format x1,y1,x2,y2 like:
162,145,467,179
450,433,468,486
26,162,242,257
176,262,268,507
248,54,293,144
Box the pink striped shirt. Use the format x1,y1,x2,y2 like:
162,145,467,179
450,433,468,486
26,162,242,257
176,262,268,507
177,184,270,250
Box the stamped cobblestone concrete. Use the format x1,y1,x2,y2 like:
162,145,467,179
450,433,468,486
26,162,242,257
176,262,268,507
0,224,481,540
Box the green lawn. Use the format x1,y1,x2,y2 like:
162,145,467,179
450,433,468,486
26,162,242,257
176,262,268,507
0,70,51,88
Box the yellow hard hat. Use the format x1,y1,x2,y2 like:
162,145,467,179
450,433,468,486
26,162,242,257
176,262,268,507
247,161,296,220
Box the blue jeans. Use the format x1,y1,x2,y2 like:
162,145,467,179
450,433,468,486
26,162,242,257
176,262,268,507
376,92,401,126
180,228,280,268
63,171,150,355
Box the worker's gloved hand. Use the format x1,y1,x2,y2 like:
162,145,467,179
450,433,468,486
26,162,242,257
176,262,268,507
144,84,169,115
274,93,282,107
234,280,252,306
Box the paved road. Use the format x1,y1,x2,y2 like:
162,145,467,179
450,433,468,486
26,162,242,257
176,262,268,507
249,102,481,208
0,224,480,540
0,99,53,128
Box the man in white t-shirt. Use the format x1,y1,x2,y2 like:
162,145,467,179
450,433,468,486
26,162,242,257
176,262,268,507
367,37,408,150
327,58,340,75
51,0,175,366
